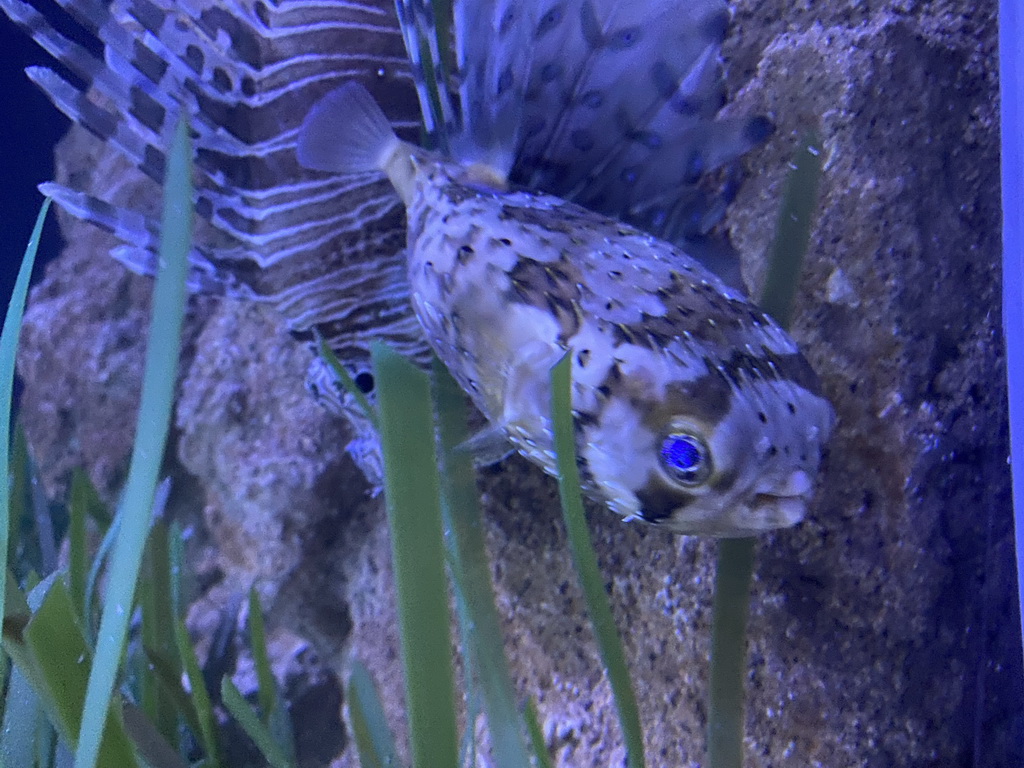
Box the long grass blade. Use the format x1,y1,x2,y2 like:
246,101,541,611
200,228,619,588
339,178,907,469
220,678,295,768
549,354,645,768
67,472,90,622
706,538,754,768
248,587,275,722
524,698,553,768
141,519,178,744
0,198,51,648
74,117,194,768
432,359,532,768
248,588,297,763
174,620,221,766
1,666,43,768
707,133,823,768
22,578,137,765
347,660,404,768
759,135,824,327
371,342,458,768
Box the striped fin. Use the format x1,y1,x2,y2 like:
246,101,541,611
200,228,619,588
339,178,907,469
4,0,432,377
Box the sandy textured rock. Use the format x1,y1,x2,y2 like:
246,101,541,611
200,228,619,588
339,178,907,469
11,0,1016,766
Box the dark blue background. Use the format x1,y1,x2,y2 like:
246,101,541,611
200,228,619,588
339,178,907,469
1,11,74,330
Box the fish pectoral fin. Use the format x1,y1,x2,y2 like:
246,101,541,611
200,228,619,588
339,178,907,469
455,424,515,467
500,341,564,429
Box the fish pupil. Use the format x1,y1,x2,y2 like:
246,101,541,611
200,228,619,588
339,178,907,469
660,434,709,485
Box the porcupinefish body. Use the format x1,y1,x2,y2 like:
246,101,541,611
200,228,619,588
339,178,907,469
299,83,834,537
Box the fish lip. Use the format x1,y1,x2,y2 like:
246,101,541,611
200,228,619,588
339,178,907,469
749,491,809,529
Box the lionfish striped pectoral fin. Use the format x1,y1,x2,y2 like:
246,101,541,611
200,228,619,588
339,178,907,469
37,182,242,295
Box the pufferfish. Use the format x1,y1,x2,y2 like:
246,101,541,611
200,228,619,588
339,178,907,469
298,82,834,537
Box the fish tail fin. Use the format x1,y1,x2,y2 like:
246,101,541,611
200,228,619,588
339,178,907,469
297,82,401,176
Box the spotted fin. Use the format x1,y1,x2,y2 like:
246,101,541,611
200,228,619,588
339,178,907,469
507,1,773,243
438,0,772,274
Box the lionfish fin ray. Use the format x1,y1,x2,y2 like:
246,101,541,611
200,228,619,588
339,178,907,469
38,182,234,294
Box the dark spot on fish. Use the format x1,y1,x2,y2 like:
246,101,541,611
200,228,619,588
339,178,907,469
710,468,738,493
576,349,591,367
185,44,204,74
132,39,168,83
131,88,166,133
612,324,636,344
758,411,768,423
200,7,261,68
571,129,595,152
631,131,662,149
745,116,776,145
683,151,705,183
500,6,517,35
768,445,778,457
536,6,564,37
496,67,514,97
457,244,475,264
581,90,604,108
142,144,165,181
650,61,679,100
212,67,232,94
241,76,256,97
787,402,797,414
607,26,643,50
254,1,271,25
541,62,562,83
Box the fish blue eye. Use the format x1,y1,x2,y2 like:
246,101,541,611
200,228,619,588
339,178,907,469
659,433,711,486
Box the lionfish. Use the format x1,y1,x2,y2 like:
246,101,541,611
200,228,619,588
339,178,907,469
2,0,833,535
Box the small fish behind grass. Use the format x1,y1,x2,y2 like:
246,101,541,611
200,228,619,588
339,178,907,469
298,82,834,537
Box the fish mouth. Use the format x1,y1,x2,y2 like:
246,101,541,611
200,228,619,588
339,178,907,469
750,470,814,528
751,493,808,528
